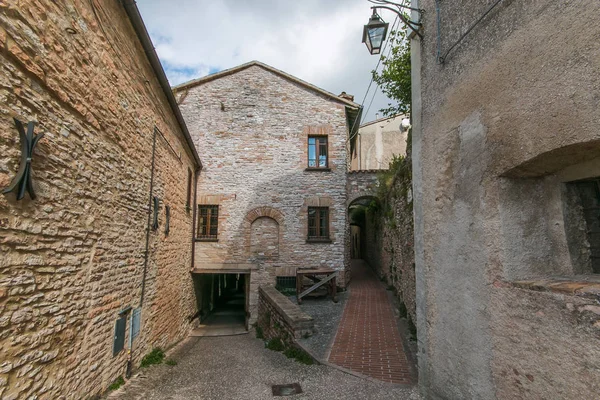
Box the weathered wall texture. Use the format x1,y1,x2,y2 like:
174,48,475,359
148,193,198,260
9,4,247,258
415,0,600,398
351,114,408,171
364,157,416,324
0,1,198,398
178,64,356,322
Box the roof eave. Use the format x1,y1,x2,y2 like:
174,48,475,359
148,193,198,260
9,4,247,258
173,61,361,110
121,0,202,170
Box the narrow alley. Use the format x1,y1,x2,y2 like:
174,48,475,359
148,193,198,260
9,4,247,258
329,260,415,384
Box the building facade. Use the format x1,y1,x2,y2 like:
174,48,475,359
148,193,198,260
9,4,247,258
411,0,600,398
176,62,360,325
350,114,409,171
0,1,201,398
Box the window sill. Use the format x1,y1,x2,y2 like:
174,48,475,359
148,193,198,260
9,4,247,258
195,238,219,242
305,168,331,172
306,238,332,244
512,275,600,299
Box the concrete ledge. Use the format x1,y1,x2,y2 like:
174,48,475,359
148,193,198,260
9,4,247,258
258,286,314,338
513,275,600,298
190,263,257,273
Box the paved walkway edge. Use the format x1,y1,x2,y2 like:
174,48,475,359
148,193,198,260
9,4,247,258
294,338,414,389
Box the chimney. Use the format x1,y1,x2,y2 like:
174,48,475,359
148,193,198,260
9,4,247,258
339,91,354,101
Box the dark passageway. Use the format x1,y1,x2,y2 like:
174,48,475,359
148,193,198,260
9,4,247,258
191,273,248,337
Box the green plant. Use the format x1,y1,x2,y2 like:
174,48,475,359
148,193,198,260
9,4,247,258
108,376,125,391
140,348,165,368
407,315,417,341
265,337,285,352
255,325,264,339
283,347,314,365
398,302,408,318
371,9,412,117
165,359,177,366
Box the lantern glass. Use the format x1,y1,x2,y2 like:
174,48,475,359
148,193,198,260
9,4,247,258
368,26,385,54
362,12,389,55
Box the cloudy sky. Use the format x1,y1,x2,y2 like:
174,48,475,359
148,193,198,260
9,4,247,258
137,0,398,123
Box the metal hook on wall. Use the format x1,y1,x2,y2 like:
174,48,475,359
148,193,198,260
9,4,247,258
165,205,170,236
152,196,160,231
2,118,44,200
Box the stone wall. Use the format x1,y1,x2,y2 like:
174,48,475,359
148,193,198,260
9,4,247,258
491,279,600,399
346,170,379,206
256,286,314,343
414,0,600,398
179,64,356,320
364,155,416,324
0,1,199,398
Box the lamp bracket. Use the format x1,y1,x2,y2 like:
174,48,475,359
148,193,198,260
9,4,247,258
370,5,423,39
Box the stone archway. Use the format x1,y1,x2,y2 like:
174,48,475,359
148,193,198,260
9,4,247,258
347,192,378,209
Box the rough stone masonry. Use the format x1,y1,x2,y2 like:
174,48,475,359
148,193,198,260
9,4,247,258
0,1,200,398
176,62,361,324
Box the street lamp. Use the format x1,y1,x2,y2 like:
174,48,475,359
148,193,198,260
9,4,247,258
362,0,423,55
362,11,389,55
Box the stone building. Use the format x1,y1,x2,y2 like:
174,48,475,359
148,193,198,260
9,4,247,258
175,61,360,326
350,114,409,171
0,1,202,398
410,0,600,398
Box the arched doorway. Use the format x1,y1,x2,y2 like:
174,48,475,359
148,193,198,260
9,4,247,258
348,195,378,261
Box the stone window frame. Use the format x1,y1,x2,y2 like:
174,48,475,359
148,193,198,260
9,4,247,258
499,143,600,298
307,206,331,243
306,135,330,171
196,204,219,242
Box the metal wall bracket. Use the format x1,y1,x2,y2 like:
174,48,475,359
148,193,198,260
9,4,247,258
2,118,44,200
165,205,170,236
152,196,160,231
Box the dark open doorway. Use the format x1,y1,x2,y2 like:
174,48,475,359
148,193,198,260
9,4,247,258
191,272,249,336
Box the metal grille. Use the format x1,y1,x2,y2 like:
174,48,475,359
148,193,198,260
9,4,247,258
276,276,296,289
574,179,600,273
197,205,219,239
131,308,141,340
272,383,303,396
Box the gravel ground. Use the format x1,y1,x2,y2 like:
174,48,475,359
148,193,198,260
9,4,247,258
107,334,420,400
293,291,349,361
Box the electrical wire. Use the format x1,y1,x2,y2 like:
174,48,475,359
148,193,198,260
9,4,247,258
438,0,504,63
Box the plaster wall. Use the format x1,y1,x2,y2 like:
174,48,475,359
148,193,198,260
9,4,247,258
415,0,600,398
351,115,408,171
0,1,199,398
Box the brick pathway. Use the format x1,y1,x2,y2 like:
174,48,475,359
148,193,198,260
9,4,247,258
328,260,413,384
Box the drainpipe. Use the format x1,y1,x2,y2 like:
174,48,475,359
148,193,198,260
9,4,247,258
140,127,157,308
191,166,201,272
126,126,157,378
